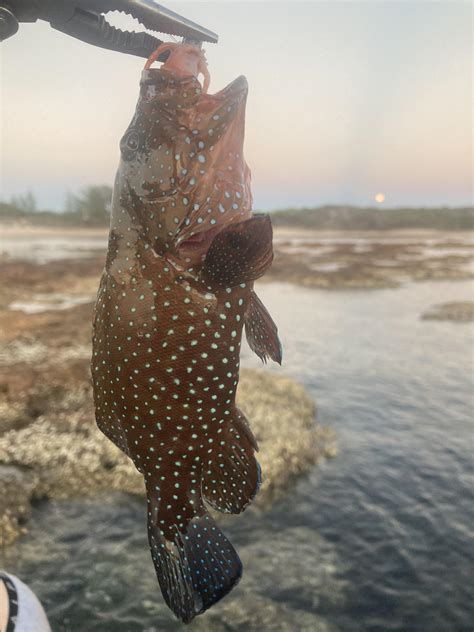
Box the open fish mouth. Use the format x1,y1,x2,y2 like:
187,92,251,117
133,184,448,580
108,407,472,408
177,225,224,260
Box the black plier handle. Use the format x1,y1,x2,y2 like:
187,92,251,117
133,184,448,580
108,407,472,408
0,0,217,57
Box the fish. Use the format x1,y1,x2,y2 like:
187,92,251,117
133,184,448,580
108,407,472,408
91,42,282,623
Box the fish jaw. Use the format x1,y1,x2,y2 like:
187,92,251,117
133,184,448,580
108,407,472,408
176,195,254,266
175,224,223,265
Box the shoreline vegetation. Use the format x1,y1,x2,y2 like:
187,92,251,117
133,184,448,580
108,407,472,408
270,205,474,231
1,198,473,231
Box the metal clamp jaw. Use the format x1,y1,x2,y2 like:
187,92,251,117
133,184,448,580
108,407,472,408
0,0,217,57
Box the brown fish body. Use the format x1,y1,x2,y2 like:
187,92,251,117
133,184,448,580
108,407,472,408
91,44,281,623
93,247,257,511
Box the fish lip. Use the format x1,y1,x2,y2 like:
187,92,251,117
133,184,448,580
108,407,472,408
177,225,223,256
176,210,253,261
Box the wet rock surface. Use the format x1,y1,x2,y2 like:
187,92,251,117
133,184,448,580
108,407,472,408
0,465,37,547
266,235,474,289
1,227,473,294
0,352,333,546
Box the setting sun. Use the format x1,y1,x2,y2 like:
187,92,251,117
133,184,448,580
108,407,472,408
375,193,386,204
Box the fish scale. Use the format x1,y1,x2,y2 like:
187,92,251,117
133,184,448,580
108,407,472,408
92,42,281,623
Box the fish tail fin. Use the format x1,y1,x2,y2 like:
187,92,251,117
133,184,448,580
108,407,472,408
146,486,242,623
202,408,261,514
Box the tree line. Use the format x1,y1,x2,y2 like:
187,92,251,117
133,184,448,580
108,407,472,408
1,189,473,230
0,186,113,226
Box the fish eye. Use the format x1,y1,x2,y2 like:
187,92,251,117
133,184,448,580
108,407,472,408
120,129,141,159
125,131,139,151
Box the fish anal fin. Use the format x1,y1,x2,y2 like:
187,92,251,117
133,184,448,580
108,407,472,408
200,215,274,288
244,290,283,365
146,486,242,623
202,408,261,514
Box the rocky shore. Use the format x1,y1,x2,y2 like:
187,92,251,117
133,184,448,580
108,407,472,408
0,251,336,548
1,225,473,291
1,226,471,547
267,233,474,289
0,364,334,548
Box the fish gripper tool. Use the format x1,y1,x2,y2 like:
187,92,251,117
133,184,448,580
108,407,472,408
0,0,218,55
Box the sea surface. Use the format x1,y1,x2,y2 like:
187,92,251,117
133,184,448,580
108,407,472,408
2,237,474,631
0,233,107,263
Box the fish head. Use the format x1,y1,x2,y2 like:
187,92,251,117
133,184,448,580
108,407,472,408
112,43,252,269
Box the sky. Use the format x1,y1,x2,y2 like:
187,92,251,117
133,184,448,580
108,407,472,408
0,1,472,211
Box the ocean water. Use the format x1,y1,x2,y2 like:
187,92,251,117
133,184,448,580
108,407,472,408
2,271,474,630
0,234,107,263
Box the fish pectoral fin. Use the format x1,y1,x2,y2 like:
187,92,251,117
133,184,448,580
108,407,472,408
202,408,261,514
146,489,242,623
244,290,283,365
200,215,274,288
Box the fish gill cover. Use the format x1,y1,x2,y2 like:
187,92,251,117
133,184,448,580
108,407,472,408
91,42,282,623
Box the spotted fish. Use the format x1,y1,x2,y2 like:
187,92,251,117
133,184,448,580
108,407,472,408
91,43,282,623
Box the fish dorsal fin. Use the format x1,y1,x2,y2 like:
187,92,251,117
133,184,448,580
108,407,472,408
244,290,282,365
200,214,274,288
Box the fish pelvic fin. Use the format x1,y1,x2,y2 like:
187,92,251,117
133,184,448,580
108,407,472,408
200,215,274,288
244,290,283,365
146,485,242,623
202,408,261,514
